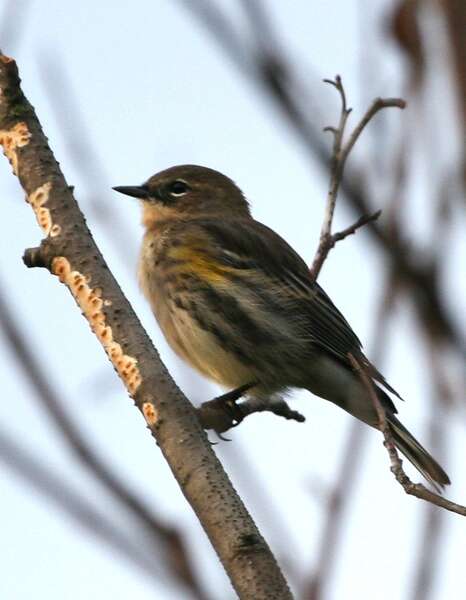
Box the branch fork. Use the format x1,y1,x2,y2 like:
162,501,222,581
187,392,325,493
310,76,405,280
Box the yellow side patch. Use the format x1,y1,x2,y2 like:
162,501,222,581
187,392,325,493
168,245,233,284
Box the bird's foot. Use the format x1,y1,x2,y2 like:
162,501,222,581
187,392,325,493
261,400,306,423
197,382,257,437
197,383,305,437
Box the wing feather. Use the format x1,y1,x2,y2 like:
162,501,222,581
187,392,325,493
198,219,401,400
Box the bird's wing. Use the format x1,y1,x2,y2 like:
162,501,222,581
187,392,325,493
199,218,401,400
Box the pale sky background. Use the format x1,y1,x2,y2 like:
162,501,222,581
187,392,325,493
0,1,465,599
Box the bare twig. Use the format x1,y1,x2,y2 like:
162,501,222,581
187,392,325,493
310,77,403,280
348,353,466,517
0,0,31,52
0,53,292,600
310,209,381,280
342,97,407,162
310,76,351,279
331,210,382,242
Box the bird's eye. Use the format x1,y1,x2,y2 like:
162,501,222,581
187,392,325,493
168,180,190,196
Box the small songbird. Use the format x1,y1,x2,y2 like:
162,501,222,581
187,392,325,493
113,165,450,488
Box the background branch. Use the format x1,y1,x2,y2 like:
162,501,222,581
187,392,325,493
179,0,464,351
0,427,163,585
0,284,208,600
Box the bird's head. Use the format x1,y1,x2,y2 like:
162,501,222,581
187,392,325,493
113,164,251,228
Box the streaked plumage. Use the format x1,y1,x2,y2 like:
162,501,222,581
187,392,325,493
114,164,450,489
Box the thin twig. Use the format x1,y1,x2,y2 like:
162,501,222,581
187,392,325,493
341,97,406,164
348,353,466,517
316,77,351,251
331,210,382,243
320,76,351,238
310,77,403,280
310,210,381,280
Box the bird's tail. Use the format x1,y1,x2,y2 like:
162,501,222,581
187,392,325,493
386,412,450,490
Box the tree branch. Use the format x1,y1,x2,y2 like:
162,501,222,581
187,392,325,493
348,353,466,517
0,53,292,600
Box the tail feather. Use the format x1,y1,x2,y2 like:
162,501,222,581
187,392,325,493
387,413,450,491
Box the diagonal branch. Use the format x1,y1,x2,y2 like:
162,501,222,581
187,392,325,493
0,53,292,600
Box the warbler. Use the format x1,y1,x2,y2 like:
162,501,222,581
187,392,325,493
113,164,449,488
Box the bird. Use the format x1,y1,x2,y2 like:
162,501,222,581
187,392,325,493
113,164,450,489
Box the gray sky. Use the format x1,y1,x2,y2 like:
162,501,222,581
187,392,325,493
1,1,465,599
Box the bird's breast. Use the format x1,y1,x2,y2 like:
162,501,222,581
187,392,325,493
138,231,255,387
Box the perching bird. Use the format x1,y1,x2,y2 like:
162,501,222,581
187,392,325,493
113,164,450,489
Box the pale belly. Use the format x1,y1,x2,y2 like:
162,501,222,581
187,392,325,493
140,266,255,389
160,297,256,389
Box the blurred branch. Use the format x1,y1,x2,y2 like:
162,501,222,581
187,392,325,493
305,271,397,600
348,353,466,517
37,53,138,268
410,323,454,600
0,54,292,600
0,0,31,52
0,284,208,600
0,426,162,584
304,420,365,600
178,0,464,351
439,0,466,186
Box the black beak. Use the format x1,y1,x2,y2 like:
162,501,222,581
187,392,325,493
112,185,149,199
